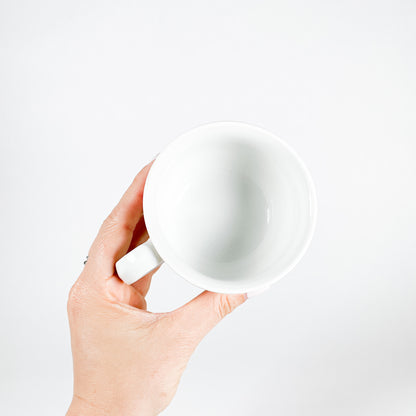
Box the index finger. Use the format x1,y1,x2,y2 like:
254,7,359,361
87,161,154,275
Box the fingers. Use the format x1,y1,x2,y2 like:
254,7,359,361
87,161,154,278
131,265,161,297
127,215,149,253
172,291,247,345
106,275,148,310
127,215,159,297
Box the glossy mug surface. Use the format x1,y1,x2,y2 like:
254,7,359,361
116,122,317,294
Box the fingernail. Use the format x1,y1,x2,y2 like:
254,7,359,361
153,153,160,160
246,285,271,299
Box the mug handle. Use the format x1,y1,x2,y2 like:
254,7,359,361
116,240,163,285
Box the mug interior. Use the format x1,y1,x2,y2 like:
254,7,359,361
143,122,316,293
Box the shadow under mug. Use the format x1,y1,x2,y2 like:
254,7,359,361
116,122,317,294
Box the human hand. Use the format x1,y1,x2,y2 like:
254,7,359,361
66,161,247,416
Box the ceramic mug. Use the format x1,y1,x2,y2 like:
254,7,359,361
116,122,317,294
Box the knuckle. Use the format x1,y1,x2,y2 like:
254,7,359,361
102,208,135,235
102,211,118,232
67,280,87,317
216,294,236,319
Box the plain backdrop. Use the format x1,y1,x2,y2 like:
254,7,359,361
1,1,415,415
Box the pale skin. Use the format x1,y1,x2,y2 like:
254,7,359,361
66,161,247,416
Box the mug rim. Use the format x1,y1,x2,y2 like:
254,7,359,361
143,121,317,293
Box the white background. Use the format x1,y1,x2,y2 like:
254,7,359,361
1,1,415,415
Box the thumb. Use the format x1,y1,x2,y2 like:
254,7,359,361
172,291,247,345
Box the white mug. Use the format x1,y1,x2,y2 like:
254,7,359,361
116,122,317,294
